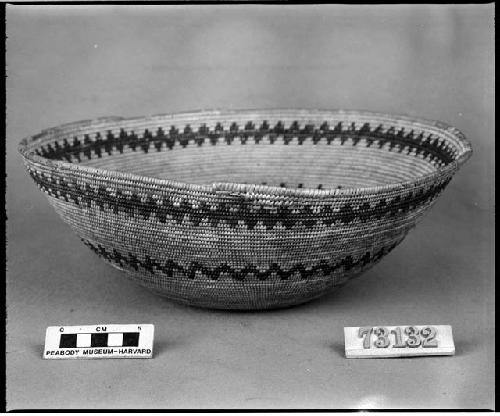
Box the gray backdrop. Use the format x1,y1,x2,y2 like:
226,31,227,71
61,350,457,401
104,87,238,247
6,4,495,410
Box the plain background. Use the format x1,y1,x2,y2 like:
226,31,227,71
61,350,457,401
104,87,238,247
6,4,494,410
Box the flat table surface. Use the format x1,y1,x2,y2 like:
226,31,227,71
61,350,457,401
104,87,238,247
6,4,495,410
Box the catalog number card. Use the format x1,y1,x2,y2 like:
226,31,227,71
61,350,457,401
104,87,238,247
344,325,454,358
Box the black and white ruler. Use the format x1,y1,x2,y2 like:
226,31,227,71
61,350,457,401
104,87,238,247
44,324,154,359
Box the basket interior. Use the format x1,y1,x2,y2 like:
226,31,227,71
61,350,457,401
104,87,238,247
24,111,468,190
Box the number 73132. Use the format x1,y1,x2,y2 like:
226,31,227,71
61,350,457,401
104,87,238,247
359,326,438,349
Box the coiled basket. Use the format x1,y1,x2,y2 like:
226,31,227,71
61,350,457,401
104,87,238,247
19,109,472,309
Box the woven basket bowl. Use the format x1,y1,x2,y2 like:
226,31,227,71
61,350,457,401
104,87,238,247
19,109,472,309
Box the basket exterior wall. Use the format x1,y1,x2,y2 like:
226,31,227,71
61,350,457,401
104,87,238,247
22,156,454,309
19,109,469,309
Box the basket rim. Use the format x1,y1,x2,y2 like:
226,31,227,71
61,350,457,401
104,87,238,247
18,108,473,198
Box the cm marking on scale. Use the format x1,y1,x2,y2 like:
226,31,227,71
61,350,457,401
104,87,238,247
43,324,154,360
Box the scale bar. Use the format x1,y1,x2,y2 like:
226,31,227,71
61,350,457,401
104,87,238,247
59,332,140,348
44,324,154,360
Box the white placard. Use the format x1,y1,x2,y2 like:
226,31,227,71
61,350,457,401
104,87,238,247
344,325,454,358
43,324,154,360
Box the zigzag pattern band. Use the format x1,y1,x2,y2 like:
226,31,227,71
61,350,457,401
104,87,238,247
19,110,472,309
36,120,455,166
29,167,450,229
82,238,399,281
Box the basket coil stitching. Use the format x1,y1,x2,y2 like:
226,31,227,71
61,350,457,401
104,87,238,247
19,110,472,308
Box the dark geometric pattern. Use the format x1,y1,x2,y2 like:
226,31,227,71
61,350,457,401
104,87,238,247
28,167,451,230
19,111,470,309
34,120,456,166
81,238,399,281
